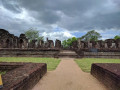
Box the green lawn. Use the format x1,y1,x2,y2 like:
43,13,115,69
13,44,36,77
75,58,120,73
0,57,61,71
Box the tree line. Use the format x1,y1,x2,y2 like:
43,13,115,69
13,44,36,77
62,30,120,48
24,28,120,48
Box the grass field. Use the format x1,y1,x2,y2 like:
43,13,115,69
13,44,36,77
75,58,120,73
0,57,61,71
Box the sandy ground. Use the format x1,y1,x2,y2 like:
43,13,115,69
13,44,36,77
32,58,108,90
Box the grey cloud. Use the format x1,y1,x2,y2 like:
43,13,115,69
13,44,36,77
29,10,61,24
0,0,120,38
0,13,52,36
40,11,61,24
113,0,120,6
1,0,22,13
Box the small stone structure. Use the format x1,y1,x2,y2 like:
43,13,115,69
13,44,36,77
0,62,47,90
91,63,120,90
55,39,61,48
0,29,28,49
75,39,120,50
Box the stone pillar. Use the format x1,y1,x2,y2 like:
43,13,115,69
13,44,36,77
31,40,37,48
88,41,92,48
115,39,120,49
46,38,54,48
38,40,44,48
71,41,78,49
19,34,28,49
81,41,84,49
55,39,61,48
96,42,100,49
77,39,82,49
105,42,108,49
111,43,116,48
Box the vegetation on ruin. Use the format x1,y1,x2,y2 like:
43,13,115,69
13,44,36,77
0,71,6,75
80,30,102,41
75,58,120,72
0,57,61,71
25,28,44,42
62,30,102,48
114,35,120,40
62,37,78,48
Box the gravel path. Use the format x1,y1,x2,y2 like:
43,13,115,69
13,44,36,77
32,58,108,90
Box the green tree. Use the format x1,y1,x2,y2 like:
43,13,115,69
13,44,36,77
80,30,102,41
62,40,68,48
38,36,44,41
25,28,43,42
114,35,120,40
62,37,78,48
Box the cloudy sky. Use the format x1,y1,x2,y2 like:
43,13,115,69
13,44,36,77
0,0,120,41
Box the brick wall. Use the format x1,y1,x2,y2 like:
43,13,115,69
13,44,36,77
83,52,120,58
0,62,47,90
0,48,60,57
91,63,120,90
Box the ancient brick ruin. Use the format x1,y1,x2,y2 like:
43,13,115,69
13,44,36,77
72,38,120,50
1,29,120,58
91,63,120,90
0,29,61,49
0,62,47,90
1,29,120,50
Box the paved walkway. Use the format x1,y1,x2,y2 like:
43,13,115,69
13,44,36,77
32,58,108,90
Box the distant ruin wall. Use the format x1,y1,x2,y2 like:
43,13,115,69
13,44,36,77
75,49,120,58
76,49,120,59
0,48,60,57
0,29,62,49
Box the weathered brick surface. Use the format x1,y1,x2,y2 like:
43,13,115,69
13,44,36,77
83,52,120,59
0,48,60,57
91,63,120,90
0,62,47,90
75,49,120,59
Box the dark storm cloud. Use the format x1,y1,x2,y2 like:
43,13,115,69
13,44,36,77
1,0,22,13
29,10,61,24
113,0,120,6
0,0,120,37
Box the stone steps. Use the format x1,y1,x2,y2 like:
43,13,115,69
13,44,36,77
58,50,79,58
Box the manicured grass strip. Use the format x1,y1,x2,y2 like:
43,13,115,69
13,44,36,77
75,58,120,73
0,57,61,71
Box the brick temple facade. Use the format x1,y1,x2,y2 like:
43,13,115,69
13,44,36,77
0,29,61,49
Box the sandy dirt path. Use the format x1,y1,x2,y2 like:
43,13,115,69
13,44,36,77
32,58,108,90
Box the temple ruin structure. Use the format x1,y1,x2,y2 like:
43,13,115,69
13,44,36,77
0,29,61,49
0,29,120,51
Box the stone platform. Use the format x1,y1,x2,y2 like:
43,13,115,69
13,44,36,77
0,62,47,90
58,50,79,58
0,48,60,57
91,63,120,90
